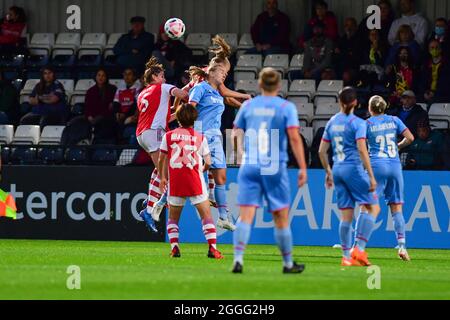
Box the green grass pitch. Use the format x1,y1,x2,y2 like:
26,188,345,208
0,239,449,300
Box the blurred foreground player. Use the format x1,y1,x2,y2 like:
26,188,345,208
231,68,308,274
158,103,223,259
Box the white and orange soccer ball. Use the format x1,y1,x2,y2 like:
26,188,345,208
164,18,185,40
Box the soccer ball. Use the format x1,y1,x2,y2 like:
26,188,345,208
164,18,185,40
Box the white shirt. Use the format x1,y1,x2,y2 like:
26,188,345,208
388,13,428,46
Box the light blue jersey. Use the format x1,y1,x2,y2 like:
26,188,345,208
234,96,299,165
234,96,299,212
189,81,225,137
322,112,367,166
366,115,407,164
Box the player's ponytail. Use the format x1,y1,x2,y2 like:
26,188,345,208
143,56,164,85
209,35,231,70
338,86,357,115
368,95,388,115
259,67,281,93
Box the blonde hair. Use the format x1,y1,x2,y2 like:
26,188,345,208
209,35,231,70
143,56,164,85
258,67,281,92
369,95,388,114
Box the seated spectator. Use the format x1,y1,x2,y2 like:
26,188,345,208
419,39,450,104
357,0,394,45
388,0,428,46
405,120,444,170
299,0,338,49
302,21,334,82
113,16,154,75
113,68,142,127
385,46,419,103
334,17,360,76
20,66,68,127
153,23,192,83
248,0,291,56
0,6,26,54
386,90,428,137
0,71,19,124
85,69,117,125
385,24,422,66
428,18,450,58
359,29,388,87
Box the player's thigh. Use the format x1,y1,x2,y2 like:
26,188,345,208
137,129,165,154
168,196,187,207
347,165,378,206
384,163,404,205
207,135,226,170
333,166,355,210
262,165,291,212
237,165,263,208
373,163,388,200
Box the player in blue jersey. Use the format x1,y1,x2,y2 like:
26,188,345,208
188,64,236,231
231,68,308,274
362,95,414,261
318,87,380,267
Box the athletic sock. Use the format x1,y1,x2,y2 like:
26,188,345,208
355,213,376,251
156,191,168,206
354,210,368,244
207,171,215,200
167,219,179,250
339,221,353,259
233,221,251,265
202,218,217,249
214,184,228,220
392,211,406,248
147,168,162,211
274,227,294,269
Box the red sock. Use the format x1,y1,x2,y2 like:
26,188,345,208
148,169,162,209
167,219,179,250
202,218,217,249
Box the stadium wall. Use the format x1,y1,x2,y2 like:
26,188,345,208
0,0,448,37
0,166,449,249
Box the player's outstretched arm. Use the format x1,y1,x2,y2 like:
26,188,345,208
172,88,189,101
356,139,377,192
398,129,415,150
287,128,307,187
318,140,333,189
218,83,252,102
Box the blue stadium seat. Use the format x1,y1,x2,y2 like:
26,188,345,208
91,148,118,165
65,147,88,165
1,146,11,165
11,79,24,91
11,146,37,165
38,147,65,164
26,54,50,69
0,54,25,68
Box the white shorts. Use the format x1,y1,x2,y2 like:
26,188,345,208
137,129,165,153
168,192,208,207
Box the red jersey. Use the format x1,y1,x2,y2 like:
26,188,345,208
160,127,210,197
136,83,175,136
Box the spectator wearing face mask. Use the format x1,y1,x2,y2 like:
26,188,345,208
428,18,449,56
385,24,422,67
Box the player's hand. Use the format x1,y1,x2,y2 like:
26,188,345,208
369,177,377,193
298,170,307,188
160,178,168,192
325,172,333,189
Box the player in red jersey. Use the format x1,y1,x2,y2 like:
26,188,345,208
159,103,223,259
137,57,188,231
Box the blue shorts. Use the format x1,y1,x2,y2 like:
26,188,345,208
372,161,404,205
333,164,379,210
237,163,290,212
207,135,226,169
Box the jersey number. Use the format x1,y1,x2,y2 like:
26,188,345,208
334,137,346,161
375,133,397,158
170,143,197,169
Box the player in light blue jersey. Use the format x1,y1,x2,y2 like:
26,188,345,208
319,87,380,267
362,95,414,261
231,68,308,274
188,64,236,231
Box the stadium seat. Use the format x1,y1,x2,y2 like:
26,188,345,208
0,53,25,68
236,33,254,58
300,127,314,148
235,79,259,96
12,125,41,145
288,102,314,125
116,149,137,166
19,79,40,104
312,120,329,136
314,80,343,104
0,125,14,145
263,54,289,76
11,146,37,164
105,33,123,50
315,102,340,118
103,33,122,65
287,54,304,82
217,33,238,50
59,79,75,100
39,126,65,145
428,103,450,129
234,54,263,83
28,33,55,56
12,79,24,91
288,79,316,103
417,103,428,111
1,146,11,164
77,33,106,67
65,147,89,165
109,79,125,88
186,33,211,56
51,33,80,68
91,148,119,165
279,79,289,98
74,79,96,93
37,147,65,164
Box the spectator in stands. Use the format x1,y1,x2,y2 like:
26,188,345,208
85,69,117,125
420,39,450,104
113,16,155,75
357,0,394,45
359,29,388,87
385,46,419,103
21,66,68,127
299,0,338,49
153,23,192,83
0,6,26,54
113,68,141,126
0,71,19,124
428,18,449,55
386,90,428,137
405,119,444,170
334,17,359,77
302,21,334,82
386,24,422,66
248,0,291,55
388,0,428,46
